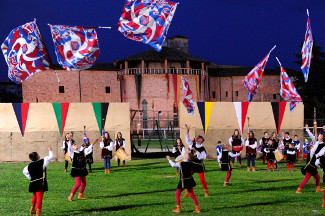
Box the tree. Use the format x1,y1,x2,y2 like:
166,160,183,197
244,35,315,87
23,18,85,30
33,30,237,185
291,41,325,119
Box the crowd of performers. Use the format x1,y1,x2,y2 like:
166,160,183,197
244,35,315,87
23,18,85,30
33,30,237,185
23,131,127,216
22,124,325,215
165,124,325,213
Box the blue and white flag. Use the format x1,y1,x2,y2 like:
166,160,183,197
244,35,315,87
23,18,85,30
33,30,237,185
49,24,100,71
1,20,52,84
301,10,313,82
118,0,178,52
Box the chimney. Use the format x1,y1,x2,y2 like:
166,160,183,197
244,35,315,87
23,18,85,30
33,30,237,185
168,35,189,53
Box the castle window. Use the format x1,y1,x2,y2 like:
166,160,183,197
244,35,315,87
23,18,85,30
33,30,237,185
236,91,239,97
212,91,216,99
273,94,277,99
226,91,228,97
106,86,111,94
59,86,64,93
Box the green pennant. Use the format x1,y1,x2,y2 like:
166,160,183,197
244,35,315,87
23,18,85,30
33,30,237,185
92,103,102,134
52,103,62,135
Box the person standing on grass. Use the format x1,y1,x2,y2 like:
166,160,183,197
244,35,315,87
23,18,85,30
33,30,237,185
271,132,280,169
282,132,292,162
286,143,296,172
166,154,201,214
216,141,222,157
82,138,94,173
184,124,209,197
259,132,270,165
228,129,244,168
297,124,325,195
245,131,257,172
172,138,186,175
61,133,73,172
303,138,310,161
293,135,301,162
265,139,277,172
100,132,113,173
218,143,241,186
23,147,54,216
67,137,98,201
114,132,126,167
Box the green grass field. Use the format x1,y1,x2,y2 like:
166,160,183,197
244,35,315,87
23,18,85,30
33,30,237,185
1,158,324,216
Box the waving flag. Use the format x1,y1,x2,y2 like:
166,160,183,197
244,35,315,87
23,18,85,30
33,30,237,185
276,57,302,112
301,9,313,82
1,20,52,84
280,132,285,151
242,46,276,102
49,24,100,71
118,0,178,52
83,133,88,143
181,76,195,115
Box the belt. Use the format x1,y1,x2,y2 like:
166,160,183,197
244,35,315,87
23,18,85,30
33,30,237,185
72,167,86,170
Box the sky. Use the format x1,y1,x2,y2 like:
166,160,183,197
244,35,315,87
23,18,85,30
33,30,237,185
0,0,324,81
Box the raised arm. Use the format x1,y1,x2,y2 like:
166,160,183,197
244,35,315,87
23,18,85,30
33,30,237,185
166,155,181,168
185,124,193,148
305,124,316,144
43,147,54,169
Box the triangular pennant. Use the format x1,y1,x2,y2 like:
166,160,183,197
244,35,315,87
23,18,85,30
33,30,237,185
52,103,62,135
204,102,213,135
12,103,29,137
271,102,279,134
197,102,205,133
278,102,287,134
241,102,249,134
61,103,70,136
101,103,109,128
92,103,109,135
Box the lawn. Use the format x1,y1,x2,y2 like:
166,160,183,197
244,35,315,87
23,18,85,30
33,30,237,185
0,158,324,216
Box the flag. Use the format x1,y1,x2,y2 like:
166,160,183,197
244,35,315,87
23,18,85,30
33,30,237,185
301,10,313,82
83,133,88,143
242,46,276,102
280,132,285,151
102,126,105,136
276,58,302,112
181,76,195,115
1,20,52,84
118,0,178,52
49,24,100,71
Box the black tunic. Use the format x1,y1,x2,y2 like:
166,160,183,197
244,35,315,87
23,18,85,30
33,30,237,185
173,146,183,158
177,161,196,190
28,159,48,193
220,150,232,171
272,138,279,149
101,140,112,159
283,138,292,155
266,146,276,162
261,137,270,155
286,148,296,163
191,145,206,173
302,143,325,176
116,138,125,151
246,138,257,156
70,151,88,177
231,135,242,153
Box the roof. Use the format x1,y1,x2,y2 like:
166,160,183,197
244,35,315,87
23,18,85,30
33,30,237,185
208,66,280,77
168,35,190,40
53,63,118,71
121,46,205,62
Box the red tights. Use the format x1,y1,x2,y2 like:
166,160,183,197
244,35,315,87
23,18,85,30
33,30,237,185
226,170,231,182
71,176,86,195
31,191,44,210
267,161,274,169
287,163,294,169
198,172,208,190
299,172,320,189
175,188,198,205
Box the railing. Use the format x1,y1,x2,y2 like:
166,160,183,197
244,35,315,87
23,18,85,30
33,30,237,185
119,68,204,76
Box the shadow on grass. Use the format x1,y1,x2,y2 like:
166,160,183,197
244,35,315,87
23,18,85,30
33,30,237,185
90,161,168,172
247,178,300,184
213,200,288,210
214,185,299,196
60,202,169,215
96,188,176,199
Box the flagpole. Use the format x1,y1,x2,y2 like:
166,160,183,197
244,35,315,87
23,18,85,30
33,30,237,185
307,9,309,17
269,45,277,53
98,26,112,29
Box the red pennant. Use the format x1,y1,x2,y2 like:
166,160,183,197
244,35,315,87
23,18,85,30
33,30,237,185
241,102,249,133
21,103,30,137
61,103,70,136
278,102,287,134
